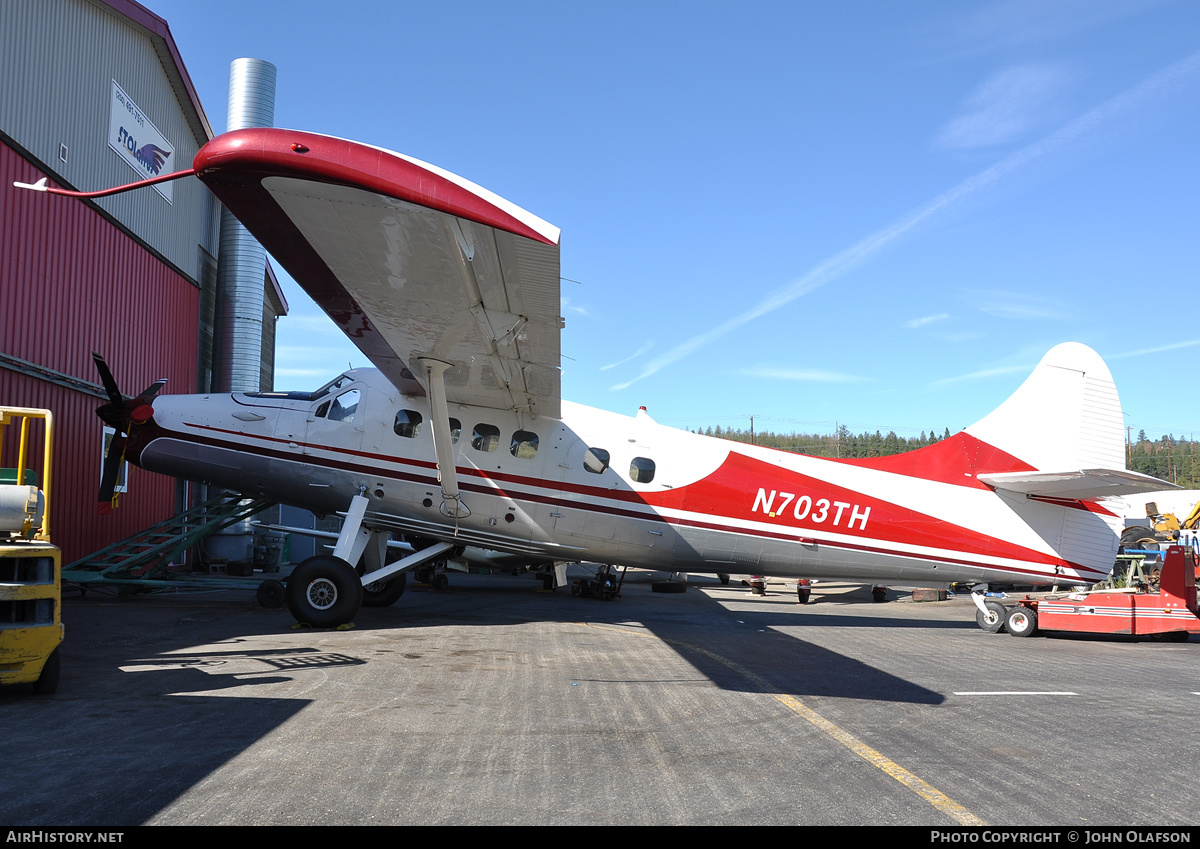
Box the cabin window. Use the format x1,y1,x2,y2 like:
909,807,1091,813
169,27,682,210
326,390,360,423
394,410,423,438
472,423,500,453
583,447,610,474
511,430,539,459
449,418,461,444
629,456,655,483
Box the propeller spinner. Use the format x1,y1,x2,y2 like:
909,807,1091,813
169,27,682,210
92,352,166,514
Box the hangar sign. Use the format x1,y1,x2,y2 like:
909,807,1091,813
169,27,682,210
108,80,174,202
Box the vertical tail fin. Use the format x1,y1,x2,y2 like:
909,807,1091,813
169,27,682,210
965,342,1125,473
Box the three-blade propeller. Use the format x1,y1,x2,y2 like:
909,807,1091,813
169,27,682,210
93,352,166,514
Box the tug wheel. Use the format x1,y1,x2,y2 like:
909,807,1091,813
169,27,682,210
1005,605,1039,638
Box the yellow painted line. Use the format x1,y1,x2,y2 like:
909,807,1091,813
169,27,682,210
583,622,985,826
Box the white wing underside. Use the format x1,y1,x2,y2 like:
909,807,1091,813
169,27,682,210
264,176,563,419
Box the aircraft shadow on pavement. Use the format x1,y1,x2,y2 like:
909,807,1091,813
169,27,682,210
356,575,946,706
3,575,943,825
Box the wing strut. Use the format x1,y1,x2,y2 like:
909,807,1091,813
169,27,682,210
418,357,470,519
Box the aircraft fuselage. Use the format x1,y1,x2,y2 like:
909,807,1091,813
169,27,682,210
128,368,1120,587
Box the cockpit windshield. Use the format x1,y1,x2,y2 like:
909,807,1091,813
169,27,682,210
242,373,355,402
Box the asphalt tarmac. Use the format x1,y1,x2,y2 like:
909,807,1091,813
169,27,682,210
4,571,1199,826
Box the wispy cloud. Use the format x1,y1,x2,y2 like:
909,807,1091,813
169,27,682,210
965,289,1074,320
928,363,1032,388
935,63,1075,149
918,0,1157,61
561,296,590,317
600,341,654,371
609,48,1200,392
274,366,341,380
740,366,865,383
1107,338,1200,359
905,313,950,329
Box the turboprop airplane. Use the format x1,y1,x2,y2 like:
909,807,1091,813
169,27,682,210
20,128,1175,628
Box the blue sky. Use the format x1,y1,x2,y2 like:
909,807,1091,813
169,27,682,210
151,0,1199,442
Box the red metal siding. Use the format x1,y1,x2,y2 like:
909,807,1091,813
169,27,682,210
1,141,200,564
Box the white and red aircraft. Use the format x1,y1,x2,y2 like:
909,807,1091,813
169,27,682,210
26,128,1173,627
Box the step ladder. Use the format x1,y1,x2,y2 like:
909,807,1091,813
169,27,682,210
63,494,276,589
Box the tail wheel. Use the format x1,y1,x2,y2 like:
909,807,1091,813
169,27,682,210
286,556,363,627
1005,605,1039,638
976,600,1007,633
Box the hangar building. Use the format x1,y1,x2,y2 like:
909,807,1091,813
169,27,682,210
0,0,285,563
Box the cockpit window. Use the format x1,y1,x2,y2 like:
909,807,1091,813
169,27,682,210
246,374,354,402
325,390,360,423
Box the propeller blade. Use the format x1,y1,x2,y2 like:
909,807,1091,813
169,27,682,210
91,352,124,406
130,379,166,424
98,432,126,514
135,379,167,404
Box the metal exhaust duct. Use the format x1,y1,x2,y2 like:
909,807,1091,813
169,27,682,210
215,58,277,392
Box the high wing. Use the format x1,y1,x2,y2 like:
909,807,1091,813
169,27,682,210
193,129,564,419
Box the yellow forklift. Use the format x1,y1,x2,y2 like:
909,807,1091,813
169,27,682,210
0,407,62,694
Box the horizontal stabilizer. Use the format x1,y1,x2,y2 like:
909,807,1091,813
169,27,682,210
978,468,1178,500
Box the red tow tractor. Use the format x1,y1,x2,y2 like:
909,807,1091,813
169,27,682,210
973,545,1200,641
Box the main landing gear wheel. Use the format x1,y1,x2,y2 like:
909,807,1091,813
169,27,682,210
1005,605,1038,638
286,556,363,627
362,570,407,607
976,600,1007,633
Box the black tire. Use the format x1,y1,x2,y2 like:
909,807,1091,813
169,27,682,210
256,579,286,609
651,581,687,593
1167,630,1190,643
872,587,887,603
362,571,407,607
718,573,730,585
796,589,811,605
33,647,60,695
285,556,363,627
432,573,449,591
1120,525,1164,554
976,600,1007,633
1005,605,1038,638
